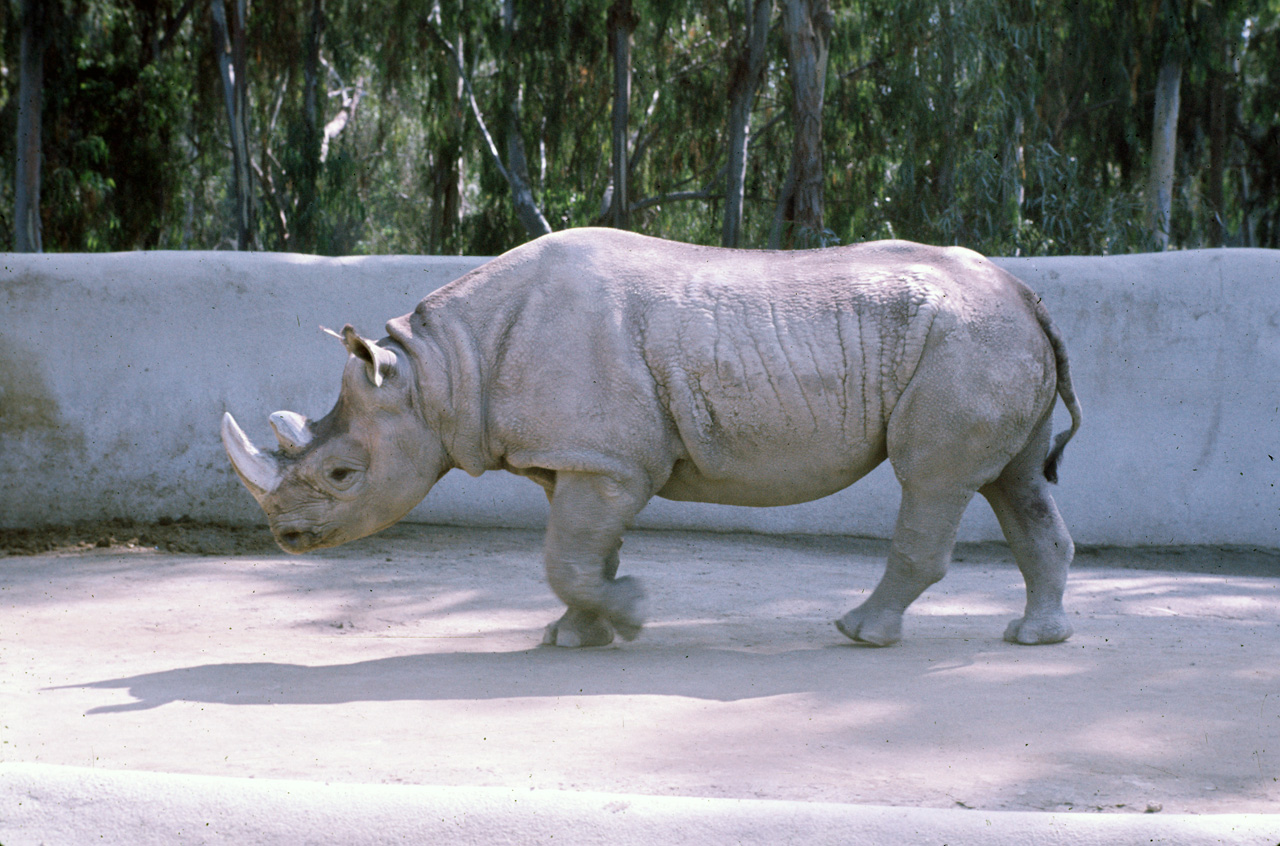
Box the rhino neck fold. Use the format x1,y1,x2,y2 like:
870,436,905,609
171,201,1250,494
388,310,494,478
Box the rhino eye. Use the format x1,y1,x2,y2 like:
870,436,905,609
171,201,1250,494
326,466,360,489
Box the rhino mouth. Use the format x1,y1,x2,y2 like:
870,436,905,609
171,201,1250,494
271,525,335,554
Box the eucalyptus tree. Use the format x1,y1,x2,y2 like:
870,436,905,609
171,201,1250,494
1144,0,1188,250
297,0,323,253
7,0,197,251
824,0,1158,255
608,0,637,229
769,0,832,248
1235,6,1280,246
5,0,1280,255
210,0,254,249
14,0,45,252
722,0,772,247
423,0,563,245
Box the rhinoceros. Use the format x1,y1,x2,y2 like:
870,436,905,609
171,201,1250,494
223,228,1082,648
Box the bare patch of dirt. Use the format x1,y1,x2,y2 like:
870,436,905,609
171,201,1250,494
2,519,1276,578
4,527,1277,814
948,540,1279,577
1073,543,1280,577
0,516,280,557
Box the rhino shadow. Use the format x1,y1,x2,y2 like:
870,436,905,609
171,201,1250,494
57,643,950,714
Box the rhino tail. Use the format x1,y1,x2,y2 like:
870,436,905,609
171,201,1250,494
1029,292,1083,484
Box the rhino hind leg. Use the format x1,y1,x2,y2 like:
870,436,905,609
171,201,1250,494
541,472,648,647
980,422,1075,646
837,485,974,646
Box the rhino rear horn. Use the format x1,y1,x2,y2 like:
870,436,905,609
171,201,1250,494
222,412,283,498
269,410,313,453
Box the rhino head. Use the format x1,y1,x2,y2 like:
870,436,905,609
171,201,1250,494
222,324,446,553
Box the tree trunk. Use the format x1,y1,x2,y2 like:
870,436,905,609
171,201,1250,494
1207,23,1233,249
769,0,832,249
1146,56,1181,251
1002,114,1025,241
499,0,553,239
504,94,550,238
938,3,956,222
722,0,772,248
211,0,255,250
1207,64,1226,247
427,19,551,239
429,28,464,254
296,0,324,253
608,0,637,230
14,0,44,253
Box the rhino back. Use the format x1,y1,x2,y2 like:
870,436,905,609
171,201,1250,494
395,230,1007,505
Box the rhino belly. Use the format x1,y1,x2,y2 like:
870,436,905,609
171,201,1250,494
655,438,888,507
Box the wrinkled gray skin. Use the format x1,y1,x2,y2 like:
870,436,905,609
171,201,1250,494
224,228,1083,648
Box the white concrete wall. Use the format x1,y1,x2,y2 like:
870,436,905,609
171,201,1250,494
2,247,1277,547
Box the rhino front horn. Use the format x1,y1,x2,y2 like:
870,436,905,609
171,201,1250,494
222,412,283,498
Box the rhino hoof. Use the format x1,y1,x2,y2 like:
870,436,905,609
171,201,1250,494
542,609,616,648
1003,614,1073,645
835,607,903,647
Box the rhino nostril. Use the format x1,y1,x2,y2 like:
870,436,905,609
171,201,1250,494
279,530,308,548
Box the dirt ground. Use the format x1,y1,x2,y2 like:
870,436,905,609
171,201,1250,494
0,518,280,557
1,522,1277,815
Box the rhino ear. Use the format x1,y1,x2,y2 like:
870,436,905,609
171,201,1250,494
326,323,397,387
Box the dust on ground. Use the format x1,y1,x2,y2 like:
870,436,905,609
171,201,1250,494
0,517,279,557
2,523,1277,813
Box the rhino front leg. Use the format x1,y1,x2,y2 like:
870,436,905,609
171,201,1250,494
542,542,621,647
541,471,648,647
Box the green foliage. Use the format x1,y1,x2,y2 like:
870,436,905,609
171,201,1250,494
19,0,195,250
1234,4,1280,246
0,0,1277,254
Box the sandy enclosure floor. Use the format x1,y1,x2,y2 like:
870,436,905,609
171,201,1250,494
1,524,1277,815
